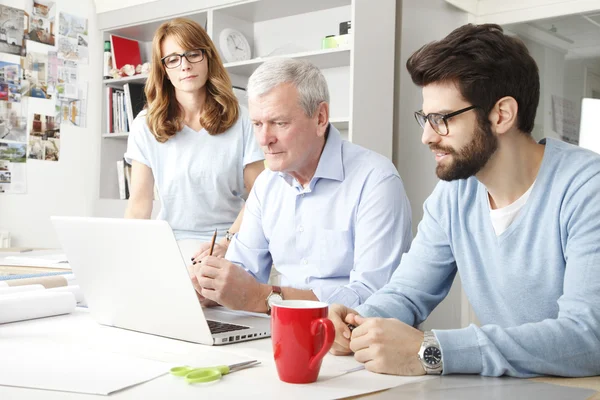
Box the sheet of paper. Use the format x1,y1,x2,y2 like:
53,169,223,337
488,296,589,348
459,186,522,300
0,339,173,395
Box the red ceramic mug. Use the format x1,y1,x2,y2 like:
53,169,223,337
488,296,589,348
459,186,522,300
271,300,335,384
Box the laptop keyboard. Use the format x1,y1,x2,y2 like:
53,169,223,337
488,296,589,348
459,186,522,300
207,319,250,334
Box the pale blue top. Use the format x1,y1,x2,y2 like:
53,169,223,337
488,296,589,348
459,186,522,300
124,107,264,241
225,125,412,307
356,138,600,377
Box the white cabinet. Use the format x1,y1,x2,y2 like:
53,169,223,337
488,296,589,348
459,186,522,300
96,0,396,204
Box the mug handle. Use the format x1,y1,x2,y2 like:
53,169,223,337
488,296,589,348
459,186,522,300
308,318,335,371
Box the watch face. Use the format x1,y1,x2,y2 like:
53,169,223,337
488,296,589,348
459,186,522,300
268,293,283,307
423,346,442,366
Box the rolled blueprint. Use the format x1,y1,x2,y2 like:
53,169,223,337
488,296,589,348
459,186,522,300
0,274,75,289
0,291,76,324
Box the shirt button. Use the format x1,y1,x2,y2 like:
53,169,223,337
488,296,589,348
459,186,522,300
298,226,304,232
301,193,305,197
301,259,308,265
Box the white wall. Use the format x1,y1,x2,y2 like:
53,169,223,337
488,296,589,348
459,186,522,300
393,0,468,330
0,0,101,247
94,0,159,14
518,37,567,142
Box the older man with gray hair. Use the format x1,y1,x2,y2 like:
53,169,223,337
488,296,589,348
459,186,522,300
189,58,411,313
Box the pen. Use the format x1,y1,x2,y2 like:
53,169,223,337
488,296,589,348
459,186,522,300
347,324,356,332
208,229,217,256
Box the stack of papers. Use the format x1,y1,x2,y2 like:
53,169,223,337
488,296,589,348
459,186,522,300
0,250,70,269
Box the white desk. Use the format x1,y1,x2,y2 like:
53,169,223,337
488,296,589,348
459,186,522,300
1,310,598,399
0,309,433,399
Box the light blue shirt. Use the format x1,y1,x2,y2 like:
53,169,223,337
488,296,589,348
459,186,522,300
124,107,264,242
356,138,600,377
226,125,412,307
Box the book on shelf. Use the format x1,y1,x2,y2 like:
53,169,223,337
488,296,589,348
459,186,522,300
107,89,129,134
110,35,142,70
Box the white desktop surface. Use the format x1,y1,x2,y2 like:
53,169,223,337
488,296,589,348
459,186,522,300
0,309,432,399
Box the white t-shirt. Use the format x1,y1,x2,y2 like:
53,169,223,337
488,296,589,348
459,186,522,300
124,106,264,241
488,181,535,236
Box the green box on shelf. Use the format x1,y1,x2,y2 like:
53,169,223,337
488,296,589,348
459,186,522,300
321,34,350,50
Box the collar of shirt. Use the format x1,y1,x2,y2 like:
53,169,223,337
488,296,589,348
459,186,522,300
278,124,345,192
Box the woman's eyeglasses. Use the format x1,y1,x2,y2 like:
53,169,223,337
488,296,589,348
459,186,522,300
414,105,478,136
161,49,205,69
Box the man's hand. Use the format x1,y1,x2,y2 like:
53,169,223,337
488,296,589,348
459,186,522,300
349,315,426,376
190,256,268,312
192,239,229,261
329,304,360,356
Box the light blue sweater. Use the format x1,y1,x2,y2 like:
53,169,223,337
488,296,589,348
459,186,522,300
356,138,600,377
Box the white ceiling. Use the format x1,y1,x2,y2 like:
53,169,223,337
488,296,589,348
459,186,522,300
507,11,600,59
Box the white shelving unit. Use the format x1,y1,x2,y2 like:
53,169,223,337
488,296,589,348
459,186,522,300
96,0,396,207
223,48,351,77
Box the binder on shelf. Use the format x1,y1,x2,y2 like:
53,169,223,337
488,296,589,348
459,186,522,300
110,35,142,70
123,83,146,127
106,87,113,133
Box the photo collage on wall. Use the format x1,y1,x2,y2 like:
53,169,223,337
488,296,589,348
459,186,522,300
0,1,89,194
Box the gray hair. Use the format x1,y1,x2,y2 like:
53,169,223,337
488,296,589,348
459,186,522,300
247,58,330,117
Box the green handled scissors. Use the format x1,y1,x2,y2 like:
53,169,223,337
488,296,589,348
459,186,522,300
170,360,260,384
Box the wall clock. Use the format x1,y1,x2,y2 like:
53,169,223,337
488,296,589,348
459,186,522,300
219,28,251,63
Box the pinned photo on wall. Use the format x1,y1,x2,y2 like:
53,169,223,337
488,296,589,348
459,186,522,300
0,141,27,194
57,36,80,62
0,100,28,142
47,52,78,98
57,12,88,64
26,1,56,47
56,83,86,127
0,5,26,57
0,60,22,103
28,136,59,162
21,52,52,99
27,112,60,161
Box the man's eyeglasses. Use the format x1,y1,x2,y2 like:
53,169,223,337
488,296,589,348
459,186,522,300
414,105,478,136
161,49,205,69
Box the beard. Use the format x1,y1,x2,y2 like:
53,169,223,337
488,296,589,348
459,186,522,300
432,120,498,181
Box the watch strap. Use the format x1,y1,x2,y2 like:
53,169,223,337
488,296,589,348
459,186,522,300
265,285,283,315
419,331,443,375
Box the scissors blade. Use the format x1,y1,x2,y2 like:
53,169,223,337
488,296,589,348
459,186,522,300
228,360,260,373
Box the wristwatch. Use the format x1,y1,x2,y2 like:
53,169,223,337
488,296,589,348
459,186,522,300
265,286,283,315
418,331,443,374
224,230,234,242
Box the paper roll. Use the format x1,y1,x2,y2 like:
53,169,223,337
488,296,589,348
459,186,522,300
0,284,45,296
47,285,86,306
0,291,76,324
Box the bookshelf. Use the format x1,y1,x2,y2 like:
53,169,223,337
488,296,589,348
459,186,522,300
96,0,396,204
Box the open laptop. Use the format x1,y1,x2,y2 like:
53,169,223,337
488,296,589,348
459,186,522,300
51,216,270,345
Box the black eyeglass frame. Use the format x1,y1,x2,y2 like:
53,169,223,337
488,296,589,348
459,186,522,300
161,49,205,69
414,105,479,136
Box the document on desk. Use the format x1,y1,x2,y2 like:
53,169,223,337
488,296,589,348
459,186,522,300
0,339,173,395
